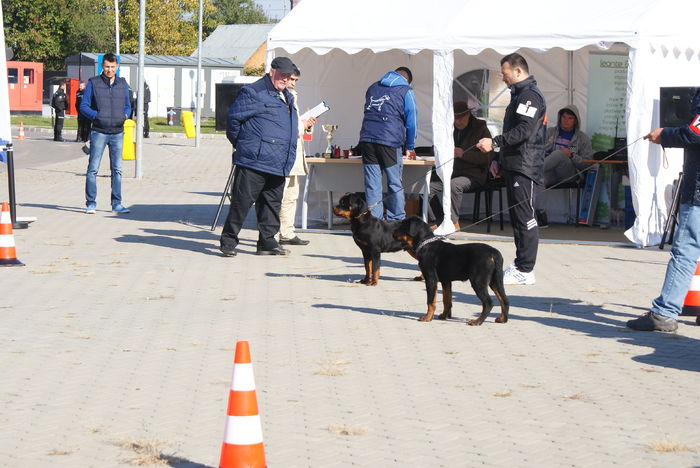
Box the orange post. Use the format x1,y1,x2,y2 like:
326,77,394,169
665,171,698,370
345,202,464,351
219,341,266,468
17,122,26,141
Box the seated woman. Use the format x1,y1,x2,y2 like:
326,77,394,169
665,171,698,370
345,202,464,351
427,101,493,229
544,105,593,187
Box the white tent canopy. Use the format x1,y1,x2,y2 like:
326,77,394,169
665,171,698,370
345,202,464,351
267,0,699,244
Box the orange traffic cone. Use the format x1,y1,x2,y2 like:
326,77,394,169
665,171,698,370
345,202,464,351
0,202,24,266
681,260,700,324
219,341,266,468
17,122,26,141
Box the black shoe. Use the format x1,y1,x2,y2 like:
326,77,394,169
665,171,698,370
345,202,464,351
219,247,237,257
54,137,65,142
536,210,549,228
626,312,678,332
256,246,290,256
82,144,90,155
279,236,310,246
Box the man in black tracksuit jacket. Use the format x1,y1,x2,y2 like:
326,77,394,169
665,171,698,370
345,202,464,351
51,81,67,141
477,53,546,285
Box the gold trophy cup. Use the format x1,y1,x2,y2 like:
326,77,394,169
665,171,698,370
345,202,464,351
321,124,338,158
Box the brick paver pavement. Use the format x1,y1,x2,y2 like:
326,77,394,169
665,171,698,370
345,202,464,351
1,130,699,467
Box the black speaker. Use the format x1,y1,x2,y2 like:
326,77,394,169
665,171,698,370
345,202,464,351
215,83,247,131
660,87,698,127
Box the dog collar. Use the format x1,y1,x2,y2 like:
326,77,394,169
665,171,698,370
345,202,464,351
415,236,442,253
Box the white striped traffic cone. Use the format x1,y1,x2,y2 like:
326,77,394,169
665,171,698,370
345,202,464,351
219,341,266,468
0,202,24,266
17,122,26,141
681,260,700,325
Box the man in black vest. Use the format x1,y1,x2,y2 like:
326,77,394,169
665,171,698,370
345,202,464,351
79,53,131,214
358,67,417,220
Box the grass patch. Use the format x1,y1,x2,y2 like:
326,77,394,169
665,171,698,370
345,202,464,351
11,115,223,134
118,437,185,466
647,437,696,453
328,424,367,436
316,359,351,376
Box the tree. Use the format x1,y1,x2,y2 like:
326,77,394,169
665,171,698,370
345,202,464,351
211,0,270,28
66,0,116,55
3,0,114,69
119,0,217,55
4,0,71,68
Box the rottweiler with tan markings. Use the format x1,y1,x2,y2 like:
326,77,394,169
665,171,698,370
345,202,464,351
334,192,416,285
394,216,509,325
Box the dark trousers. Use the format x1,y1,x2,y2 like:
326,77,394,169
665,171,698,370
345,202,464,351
427,170,481,223
53,111,64,140
504,170,539,273
220,166,285,251
143,104,150,137
77,115,91,142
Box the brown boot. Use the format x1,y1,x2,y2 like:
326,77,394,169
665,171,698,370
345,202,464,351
453,221,460,231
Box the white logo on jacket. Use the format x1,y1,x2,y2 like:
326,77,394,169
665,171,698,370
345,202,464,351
516,100,538,118
367,95,391,111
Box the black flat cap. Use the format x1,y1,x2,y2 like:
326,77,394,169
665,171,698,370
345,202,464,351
271,56,296,74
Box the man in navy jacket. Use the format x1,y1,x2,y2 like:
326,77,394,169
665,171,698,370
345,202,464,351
80,53,131,214
359,67,417,220
628,88,700,332
219,56,299,257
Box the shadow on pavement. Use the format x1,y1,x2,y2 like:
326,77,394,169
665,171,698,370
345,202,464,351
484,293,700,373
312,302,425,321
314,290,700,373
115,228,257,255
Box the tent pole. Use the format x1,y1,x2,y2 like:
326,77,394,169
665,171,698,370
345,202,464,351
567,51,574,105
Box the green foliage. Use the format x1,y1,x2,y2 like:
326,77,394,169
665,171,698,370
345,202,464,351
2,0,272,68
243,64,265,76
119,0,217,56
211,0,270,30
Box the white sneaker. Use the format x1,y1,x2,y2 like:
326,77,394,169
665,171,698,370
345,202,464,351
503,262,516,275
503,266,536,285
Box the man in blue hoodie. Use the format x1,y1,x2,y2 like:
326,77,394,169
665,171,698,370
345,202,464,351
359,67,417,220
219,56,299,257
627,88,700,332
79,53,131,214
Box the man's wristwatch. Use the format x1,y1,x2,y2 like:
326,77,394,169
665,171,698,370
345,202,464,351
492,140,500,152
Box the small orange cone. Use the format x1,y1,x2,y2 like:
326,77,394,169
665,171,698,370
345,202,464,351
0,202,24,266
681,260,700,324
17,122,26,141
219,341,266,468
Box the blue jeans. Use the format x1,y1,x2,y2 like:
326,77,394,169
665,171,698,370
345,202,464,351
651,203,700,318
363,151,405,220
86,131,123,207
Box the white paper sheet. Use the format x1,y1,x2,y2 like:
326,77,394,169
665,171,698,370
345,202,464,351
300,101,330,121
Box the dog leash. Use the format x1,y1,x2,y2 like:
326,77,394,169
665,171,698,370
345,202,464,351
450,136,644,235
357,136,643,234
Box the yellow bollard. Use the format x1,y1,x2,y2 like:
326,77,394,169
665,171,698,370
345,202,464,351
181,110,196,139
122,119,136,160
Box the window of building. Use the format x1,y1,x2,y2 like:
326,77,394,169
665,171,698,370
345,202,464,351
453,68,510,134
23,68,34,85
8,68,18,84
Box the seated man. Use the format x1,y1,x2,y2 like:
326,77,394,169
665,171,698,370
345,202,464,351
427,101,493,229
536,105,594,227
544,105,593,186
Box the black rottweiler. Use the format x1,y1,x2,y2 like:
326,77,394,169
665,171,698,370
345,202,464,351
394,216,509,325
333,192,416,286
